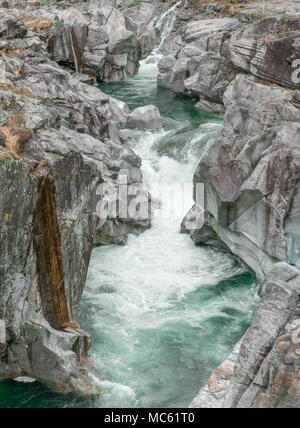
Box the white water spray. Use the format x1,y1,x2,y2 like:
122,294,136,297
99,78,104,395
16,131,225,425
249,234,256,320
153,0,183,52
80,57,258,408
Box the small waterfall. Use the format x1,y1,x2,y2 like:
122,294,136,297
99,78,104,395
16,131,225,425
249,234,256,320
70,27,80,73
153,0,183,52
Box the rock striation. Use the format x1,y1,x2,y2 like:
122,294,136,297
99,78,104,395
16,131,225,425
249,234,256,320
158,0,300,112
1,0,164,83
0,0,156,392
157,11,240,113
170,0,300,409
1,0,300,407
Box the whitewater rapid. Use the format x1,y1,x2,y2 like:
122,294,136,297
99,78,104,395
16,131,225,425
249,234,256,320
0,12,258,410
79,58,258,408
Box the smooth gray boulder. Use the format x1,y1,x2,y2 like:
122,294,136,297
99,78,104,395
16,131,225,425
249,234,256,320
0,14,27,39
193,264,300,409
0,320,5,344
127,105,163,130
123,1,159,58
195,99,225,115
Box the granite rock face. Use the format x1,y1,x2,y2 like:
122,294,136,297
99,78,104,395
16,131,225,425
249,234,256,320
224,263,300,408
177,1,300,409
230,15,300,89
186,75,300,280
186,74,300,407
0,3,151,392
3,0,163,83
158,0,300,111
157,14,240,112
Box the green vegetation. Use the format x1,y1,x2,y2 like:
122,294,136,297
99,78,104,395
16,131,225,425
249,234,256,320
119,0,140,12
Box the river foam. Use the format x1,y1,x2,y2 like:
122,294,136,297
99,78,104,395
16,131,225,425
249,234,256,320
0,56,258,409
78,57,259,408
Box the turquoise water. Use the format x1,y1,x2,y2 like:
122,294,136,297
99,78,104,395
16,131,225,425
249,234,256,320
99,60,217,127
0,57,258,408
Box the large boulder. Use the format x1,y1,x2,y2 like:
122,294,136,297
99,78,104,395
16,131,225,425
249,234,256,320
0,14,27,39
127,105,163,130
157,16,240,110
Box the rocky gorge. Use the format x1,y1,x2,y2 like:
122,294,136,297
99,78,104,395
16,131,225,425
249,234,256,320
0,0,299,409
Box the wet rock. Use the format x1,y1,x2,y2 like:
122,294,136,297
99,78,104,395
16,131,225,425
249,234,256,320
158,56,189,94
185,75,300,280
192,265,300,409
153,125,194,158
123,1,159,58
224,278,300,407
168,0,300,410
187,75,300,408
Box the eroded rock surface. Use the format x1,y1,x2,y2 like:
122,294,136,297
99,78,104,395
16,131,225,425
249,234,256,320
127,104,163,130
158,15,239,111
186,71,300,407
158,0,300,111
174,0,300,409
0,2,152,392
0,0,164,82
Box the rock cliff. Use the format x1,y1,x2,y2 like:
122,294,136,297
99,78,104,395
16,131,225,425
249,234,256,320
0,0,164,82
0,0,158,392
170,0,300,408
